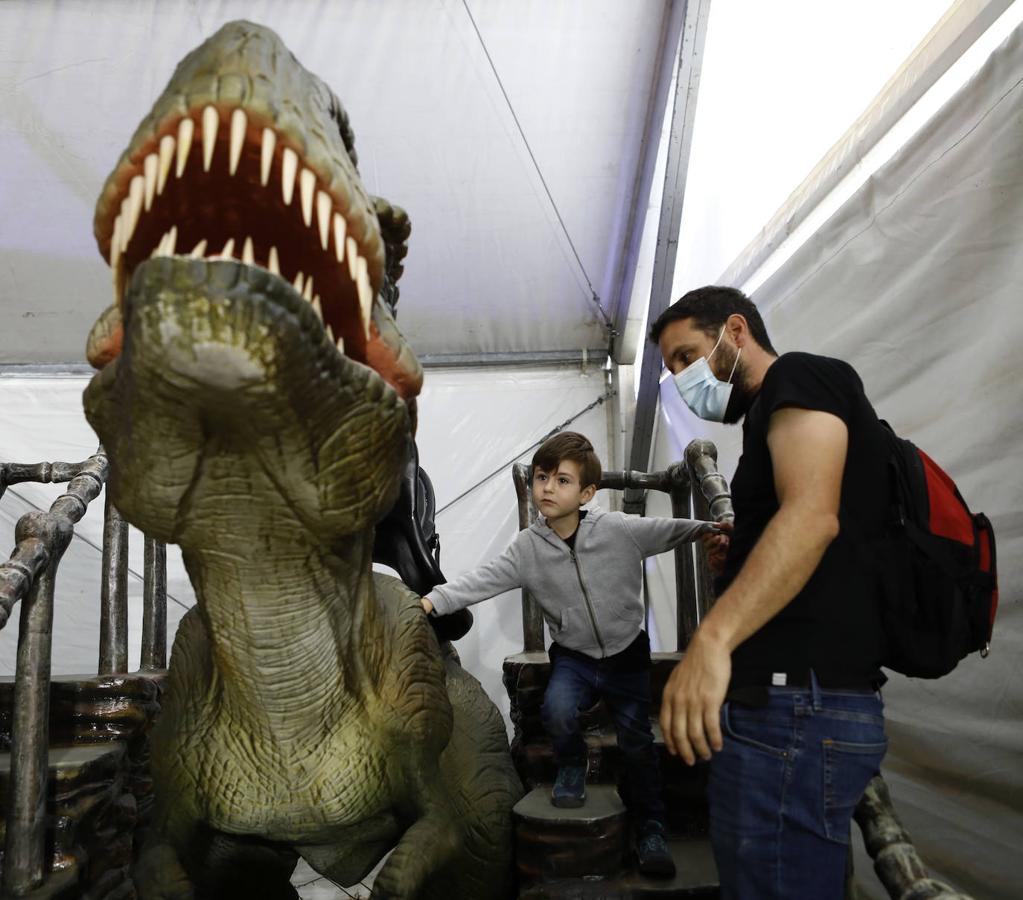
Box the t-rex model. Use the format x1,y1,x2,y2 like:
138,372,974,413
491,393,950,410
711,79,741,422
82,20,522,900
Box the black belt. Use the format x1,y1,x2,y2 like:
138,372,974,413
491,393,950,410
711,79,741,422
729,669,884,692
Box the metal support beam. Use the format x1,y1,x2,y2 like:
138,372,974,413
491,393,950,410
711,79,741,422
608,0,690,362
625,0,712,513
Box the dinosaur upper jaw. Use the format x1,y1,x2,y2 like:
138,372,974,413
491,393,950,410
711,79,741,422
89,20,421,402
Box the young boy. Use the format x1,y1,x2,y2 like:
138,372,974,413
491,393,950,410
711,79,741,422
421,432,718,878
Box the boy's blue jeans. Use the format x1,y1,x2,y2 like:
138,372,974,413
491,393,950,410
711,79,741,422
541,642,665,824
709,672,887,900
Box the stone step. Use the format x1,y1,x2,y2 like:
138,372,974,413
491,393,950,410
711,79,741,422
0,743,136,896
513,787,718,899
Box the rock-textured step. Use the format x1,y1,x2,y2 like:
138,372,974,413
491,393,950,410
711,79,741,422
514,786,718,899
0,743,135,898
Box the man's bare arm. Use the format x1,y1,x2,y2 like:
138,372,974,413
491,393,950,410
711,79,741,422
660,406,848,765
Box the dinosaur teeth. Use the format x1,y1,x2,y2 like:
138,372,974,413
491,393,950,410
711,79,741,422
303,276,314,302
260,128,276,187
299,168,316,227
346,237,358,281
242,236,255,265
119,198,130,252
143,153,158,211
356,257,372,340
165,225,177,256
294,271,305,294
336,335,345,355
176,118,194,178
281,148,298,205
157,135,175,195
110,216,122,268
202,105,219,173
268,246,280,275
333,214,346,264
228,108,246,176
326,322,335,342
126,176,144,247
316,191,331,250
220,237,235,259
311,294,323,320
190,239,207,258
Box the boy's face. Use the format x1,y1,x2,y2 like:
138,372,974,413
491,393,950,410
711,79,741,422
531,459,596,524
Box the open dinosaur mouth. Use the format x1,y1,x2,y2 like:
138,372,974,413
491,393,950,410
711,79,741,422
96,103,383,367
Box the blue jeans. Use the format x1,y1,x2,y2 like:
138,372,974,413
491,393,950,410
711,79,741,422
709,674,887,900
541,646,665,824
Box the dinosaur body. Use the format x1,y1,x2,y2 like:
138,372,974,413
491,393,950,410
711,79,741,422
82,21,521,899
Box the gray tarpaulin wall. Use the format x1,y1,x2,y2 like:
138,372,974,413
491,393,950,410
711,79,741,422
651,17,1023,899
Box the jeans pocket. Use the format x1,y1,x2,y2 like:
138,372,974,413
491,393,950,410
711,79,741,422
821,737,888,844
722,702,791,759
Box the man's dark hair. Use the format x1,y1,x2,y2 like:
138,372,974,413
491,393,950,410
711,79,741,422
531,432,602,489
648,285,777,354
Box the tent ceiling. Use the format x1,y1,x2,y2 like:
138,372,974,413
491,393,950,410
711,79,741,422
0,0,676,366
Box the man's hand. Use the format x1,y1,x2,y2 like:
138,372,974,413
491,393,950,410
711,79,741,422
702,520,733,577
420,597,434,614
659,629,731,766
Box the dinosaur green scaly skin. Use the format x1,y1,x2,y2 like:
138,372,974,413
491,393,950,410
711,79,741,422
82,21,521,900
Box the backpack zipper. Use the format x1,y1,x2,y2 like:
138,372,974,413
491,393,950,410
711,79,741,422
569,548,606,656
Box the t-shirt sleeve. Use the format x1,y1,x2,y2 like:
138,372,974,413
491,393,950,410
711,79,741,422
758,353,861,426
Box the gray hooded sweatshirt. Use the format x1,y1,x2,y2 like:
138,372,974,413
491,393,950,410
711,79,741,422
426,507,715,658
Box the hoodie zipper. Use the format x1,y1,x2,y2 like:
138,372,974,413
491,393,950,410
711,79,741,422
569,548,606,656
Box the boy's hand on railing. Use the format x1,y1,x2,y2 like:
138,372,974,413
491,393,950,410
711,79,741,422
420,597,434,615
702,520,733,576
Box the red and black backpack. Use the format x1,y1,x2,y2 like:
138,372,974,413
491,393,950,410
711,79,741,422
876,421,998,678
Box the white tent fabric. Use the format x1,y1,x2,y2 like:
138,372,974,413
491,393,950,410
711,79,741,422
651,17,1023,897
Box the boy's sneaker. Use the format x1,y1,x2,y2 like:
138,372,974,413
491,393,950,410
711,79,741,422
636,820,676,878
550,763,587,808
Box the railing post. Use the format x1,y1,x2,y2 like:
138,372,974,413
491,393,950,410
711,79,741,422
666,463,699,650
512,463,545,653
1,453,105,896
684,440,734,634
98,494,129,674
141,537,167,670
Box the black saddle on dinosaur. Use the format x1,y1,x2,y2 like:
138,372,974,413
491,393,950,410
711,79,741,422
373,442,473,642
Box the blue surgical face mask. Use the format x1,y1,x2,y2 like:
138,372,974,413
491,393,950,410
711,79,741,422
671,327,741,422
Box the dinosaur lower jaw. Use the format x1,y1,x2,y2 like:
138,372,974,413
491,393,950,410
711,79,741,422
91,104,421,402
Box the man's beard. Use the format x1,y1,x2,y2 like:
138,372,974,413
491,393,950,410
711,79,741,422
718,349,757,424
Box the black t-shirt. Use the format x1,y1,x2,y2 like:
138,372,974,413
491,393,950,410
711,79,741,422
717,352,888,685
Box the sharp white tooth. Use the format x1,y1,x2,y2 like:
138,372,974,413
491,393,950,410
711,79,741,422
151,233,163,258
119,199,130,252
281,147,297,205
299,168,315,227
346,237,358,280
165,225,177,256
228,108,246,176
356,259,372,340
303,277,313,302
143,153,158,211
326,323,335,342
316,191,331,250
333,213,347,263
268,245,280,275
242,236,255,265
293,271,305,294
335,335,345,355
127,175,144,245
110,217,122,268
260,128,276,187
190,239,208,258
202,105,219,173
221,237,235,258
175,118,194,178
311,295,323,320
157,135,175,194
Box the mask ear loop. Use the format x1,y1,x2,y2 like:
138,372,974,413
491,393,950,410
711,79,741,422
726,345,742,385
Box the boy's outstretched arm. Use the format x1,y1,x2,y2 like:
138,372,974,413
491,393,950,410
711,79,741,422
623,513,722,557
421,541,524,617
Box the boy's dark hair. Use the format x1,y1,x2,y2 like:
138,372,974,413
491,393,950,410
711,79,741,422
648,285,777,355
531,432,602,489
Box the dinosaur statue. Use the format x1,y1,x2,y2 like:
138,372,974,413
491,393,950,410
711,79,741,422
82,20,522,900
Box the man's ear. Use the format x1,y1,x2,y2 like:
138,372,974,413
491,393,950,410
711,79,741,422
580,484,597,504
726,313,749,347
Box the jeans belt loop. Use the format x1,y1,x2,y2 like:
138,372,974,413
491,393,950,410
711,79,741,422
810,669,822,711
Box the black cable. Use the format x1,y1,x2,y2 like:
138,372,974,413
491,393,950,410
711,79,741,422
435,390,617,517
460,0,613,331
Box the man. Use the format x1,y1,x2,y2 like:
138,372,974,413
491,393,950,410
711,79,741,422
652,286,889,899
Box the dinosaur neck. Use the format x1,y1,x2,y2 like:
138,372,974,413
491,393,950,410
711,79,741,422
178,456,382,739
